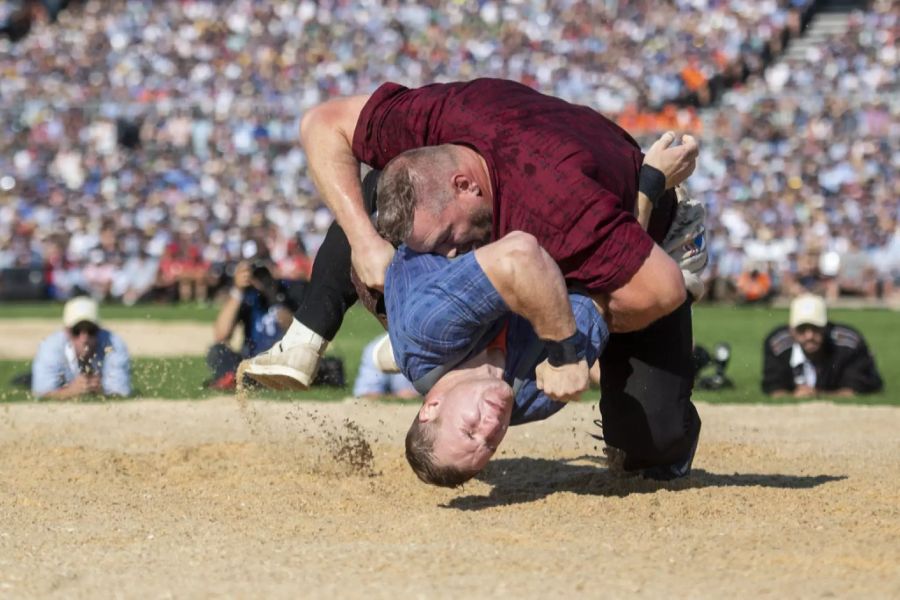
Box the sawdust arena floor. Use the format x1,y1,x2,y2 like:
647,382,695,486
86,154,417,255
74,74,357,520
1,397,898,598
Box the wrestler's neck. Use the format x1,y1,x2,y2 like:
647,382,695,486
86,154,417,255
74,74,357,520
453,144,493,204
441,348,506,387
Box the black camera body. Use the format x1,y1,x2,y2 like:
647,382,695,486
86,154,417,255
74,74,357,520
693,342,734,391
250,260,274,286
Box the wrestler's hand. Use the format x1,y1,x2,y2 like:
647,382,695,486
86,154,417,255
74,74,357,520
351,236,395,291
535,358,590,403
643,131,699,189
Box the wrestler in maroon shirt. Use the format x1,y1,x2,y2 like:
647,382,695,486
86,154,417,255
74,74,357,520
353,79,651,294
357,79,698,331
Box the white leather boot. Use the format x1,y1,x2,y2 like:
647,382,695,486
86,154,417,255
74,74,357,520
239,319,328,390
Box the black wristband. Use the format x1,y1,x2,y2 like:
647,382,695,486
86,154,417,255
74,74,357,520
639,164,667,206
543,332,582,367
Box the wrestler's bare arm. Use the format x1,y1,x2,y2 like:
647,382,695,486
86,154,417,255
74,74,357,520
474,232,576,341
599,245,686,332
300,95,395,289
596,132,699,332
475,231,588,402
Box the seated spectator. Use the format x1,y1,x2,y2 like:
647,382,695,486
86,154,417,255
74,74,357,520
761,294,883,398
31,296,131,399
782,251,828,298
352,334,418,400
274,238,313,282
829,242,879,301
155,243,184,303
736,264,774,304
205,260,302,390
81,249,116,300
109,250,160,306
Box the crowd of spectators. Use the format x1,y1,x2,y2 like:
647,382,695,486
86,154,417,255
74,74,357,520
0,0,896,305
688,0,899,302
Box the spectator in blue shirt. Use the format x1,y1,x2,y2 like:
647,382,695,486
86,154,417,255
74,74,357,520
385,233,609,487
31,296,131,400
352,334,418,400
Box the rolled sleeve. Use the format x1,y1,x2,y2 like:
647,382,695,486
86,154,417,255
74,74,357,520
31,335,67,397
508,294,607,426
100,334,132,397
404,253,508,354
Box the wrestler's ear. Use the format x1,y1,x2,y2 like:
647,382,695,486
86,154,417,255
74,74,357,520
418,393,441,422
451,173,479,196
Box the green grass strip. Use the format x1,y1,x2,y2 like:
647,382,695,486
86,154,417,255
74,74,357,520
1,304,896,405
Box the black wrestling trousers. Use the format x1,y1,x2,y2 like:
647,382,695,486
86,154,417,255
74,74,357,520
293,169,381,340
598,298,701,471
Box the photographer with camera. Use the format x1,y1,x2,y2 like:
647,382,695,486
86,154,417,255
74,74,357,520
762,294,883,398
31,296,131,400
205,260,302,391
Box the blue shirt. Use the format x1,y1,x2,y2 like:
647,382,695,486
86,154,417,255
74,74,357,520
238,287,286,357
31,328,132,397
385,246,608,425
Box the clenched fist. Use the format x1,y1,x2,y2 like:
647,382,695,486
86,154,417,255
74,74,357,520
535,358,590,402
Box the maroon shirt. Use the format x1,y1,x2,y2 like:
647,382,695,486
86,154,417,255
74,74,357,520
352,78,653,293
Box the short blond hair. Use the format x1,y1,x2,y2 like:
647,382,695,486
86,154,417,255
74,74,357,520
405,416,478,488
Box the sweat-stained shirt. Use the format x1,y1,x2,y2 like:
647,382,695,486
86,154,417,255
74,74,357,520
351,78,654,294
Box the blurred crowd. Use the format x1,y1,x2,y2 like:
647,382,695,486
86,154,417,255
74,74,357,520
0,0,896,305
688,1,899,303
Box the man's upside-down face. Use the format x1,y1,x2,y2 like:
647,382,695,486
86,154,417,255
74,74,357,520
419,376,515,474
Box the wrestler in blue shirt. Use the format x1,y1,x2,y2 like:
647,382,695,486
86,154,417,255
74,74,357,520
384,233,609,486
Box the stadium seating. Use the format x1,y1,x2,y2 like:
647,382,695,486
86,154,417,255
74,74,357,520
0,0,895,303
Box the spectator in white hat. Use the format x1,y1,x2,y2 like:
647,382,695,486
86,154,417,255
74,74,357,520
761,294,883,398
31,296,131,399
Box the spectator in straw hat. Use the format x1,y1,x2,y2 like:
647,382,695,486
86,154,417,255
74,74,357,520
761,294,883,398
31,296,131,399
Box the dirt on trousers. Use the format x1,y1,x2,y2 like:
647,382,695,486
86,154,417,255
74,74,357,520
0,398,898,599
